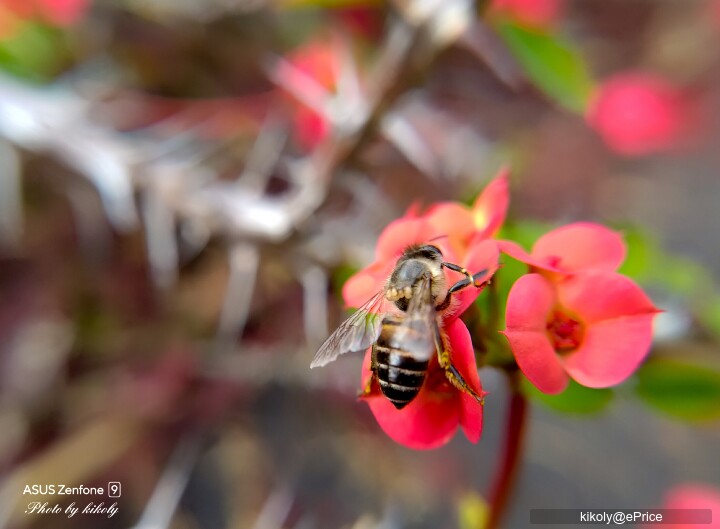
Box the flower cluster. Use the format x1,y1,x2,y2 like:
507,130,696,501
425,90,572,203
342,169,659,449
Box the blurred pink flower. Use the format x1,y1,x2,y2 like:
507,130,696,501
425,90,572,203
648,483,720,529
0,0,88,34
38,0,88,25
587,72,687,155
281,41,338,150
489,0,566,28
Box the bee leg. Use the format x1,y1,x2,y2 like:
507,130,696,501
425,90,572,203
357,350,378,398
433,320,485,404
442,358,484,404
357,374,375,398
436,265,490,311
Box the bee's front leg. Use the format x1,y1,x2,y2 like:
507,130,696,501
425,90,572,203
432,320,485,404
436,263,491,311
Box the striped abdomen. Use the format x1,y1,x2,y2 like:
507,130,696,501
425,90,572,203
372,315,431,409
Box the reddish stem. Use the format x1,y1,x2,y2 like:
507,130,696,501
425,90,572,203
485,372,529,529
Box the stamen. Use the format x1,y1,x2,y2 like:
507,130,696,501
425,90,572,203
546,309,584,353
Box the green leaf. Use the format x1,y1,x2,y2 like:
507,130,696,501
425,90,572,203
0,22,72,82
494,21,595,113
700,300,720,339
617,227,655,282
522,377,613,415
635,360,720,422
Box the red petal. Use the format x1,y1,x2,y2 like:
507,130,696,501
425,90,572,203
557,272,659,324
532,223,626,273
404,200,423,218
502,331,568,394
364,391,460,450
448,239,501,317
424,203,476,259
342,261,392,309
497,240,536,266
502,330,568,394
472,167,510,238
563,313,656,387
425,203,475,239
445,319,484,442
375,217,429,261
361,345,461,449
502,274,568,393
504,274,555,332
358,320,484,449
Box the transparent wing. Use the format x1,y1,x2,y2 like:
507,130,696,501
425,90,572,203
310,290,388,368
387,275,436,362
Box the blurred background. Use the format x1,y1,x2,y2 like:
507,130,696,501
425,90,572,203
1,0,719,528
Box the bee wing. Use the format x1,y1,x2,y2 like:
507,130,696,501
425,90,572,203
387,275,436,362
310,290,388,368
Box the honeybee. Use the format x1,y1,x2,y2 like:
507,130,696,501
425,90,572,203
311,244,489,409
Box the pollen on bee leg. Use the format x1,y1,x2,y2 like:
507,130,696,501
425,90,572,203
403,286,412,298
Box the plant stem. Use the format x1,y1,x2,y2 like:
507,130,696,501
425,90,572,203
485,371,529,529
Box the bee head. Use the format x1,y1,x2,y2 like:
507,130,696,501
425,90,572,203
386,244,446,310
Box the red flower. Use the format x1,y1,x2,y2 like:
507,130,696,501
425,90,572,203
342,187,504,448
587,72,686,155
489,0,566,28
502,272,659,394
649,484,720,529
499,223,658,393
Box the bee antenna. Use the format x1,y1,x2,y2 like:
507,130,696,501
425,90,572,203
427,234,449,243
